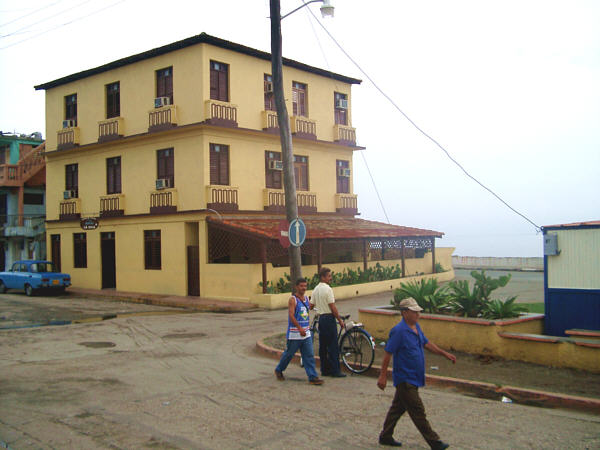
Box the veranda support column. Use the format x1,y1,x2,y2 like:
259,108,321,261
431,237,436,274
401,238,406,277
363,239,368,272
261,242,268,294
317,240,322,273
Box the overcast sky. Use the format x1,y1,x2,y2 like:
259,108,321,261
1,0,598,257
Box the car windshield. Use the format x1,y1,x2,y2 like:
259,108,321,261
30,262,57,273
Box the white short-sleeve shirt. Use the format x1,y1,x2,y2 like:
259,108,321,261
310,282,335,314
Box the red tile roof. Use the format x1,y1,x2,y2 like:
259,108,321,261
207,216,443,240
543,220,600,229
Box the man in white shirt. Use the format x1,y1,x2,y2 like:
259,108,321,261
310,267,346,378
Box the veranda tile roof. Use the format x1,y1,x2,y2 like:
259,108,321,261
207,216,443,240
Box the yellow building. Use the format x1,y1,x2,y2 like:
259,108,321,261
35,33,450,302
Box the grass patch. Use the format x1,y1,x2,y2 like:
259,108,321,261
519,302,544,313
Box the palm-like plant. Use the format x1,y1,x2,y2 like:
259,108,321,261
483,296,528,319
393,278,449,313
447,279,486,317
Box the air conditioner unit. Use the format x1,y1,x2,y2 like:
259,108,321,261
62,119,76,128
335,98,348,109
155,178,171,190
154,97,171,108
338,168,351,177
268,160,284,170
63,190,76,199
265,82,274,93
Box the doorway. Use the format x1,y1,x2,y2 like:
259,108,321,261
187,245,200,296
51,234,61,271
101,232,116,289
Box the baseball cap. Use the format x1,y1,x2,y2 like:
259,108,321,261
399,298,423,312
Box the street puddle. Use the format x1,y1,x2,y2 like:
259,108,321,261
78,341,116,348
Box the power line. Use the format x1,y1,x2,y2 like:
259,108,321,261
301,1,390,223
304,5,541,233
0,0,65,28
1,0,94,39
0,0,127,50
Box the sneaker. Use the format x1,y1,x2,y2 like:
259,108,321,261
309,377,324,385
429,441,449,450
378,437,402,447
274,370,285,381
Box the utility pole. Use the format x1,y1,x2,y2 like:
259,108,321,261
270,0,303,284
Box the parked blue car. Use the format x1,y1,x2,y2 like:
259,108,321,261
0,260,71,296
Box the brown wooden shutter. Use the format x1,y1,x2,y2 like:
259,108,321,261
210,144,229,185
336,160,349,194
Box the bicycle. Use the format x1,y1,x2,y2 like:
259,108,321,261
302,313,375,374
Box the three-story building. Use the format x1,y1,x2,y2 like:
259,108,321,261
35,33,448,302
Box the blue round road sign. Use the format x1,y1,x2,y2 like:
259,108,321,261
288,218,306,247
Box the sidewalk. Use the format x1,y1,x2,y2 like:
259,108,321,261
68,287,260,313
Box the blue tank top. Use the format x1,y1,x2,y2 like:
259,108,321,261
287,295,311,340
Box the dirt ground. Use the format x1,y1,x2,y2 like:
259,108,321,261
265,333,600,399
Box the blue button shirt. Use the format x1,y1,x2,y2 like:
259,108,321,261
384,319,429,387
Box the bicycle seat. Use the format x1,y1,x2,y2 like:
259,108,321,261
341,314,351,320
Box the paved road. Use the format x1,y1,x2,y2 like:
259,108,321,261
0,291,184,329
1,292,598,449
452,269,543,303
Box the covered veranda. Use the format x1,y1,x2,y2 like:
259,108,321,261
206,216,444,293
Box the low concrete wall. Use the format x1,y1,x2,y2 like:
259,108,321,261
251,269,455,309
358,307,599,373
452,255,543,271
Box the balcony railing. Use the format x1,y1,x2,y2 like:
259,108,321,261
263,188,317,214
206,185,239,212
59,198,81,220
150,188,177,214
291,116,316,140
0,165,20,187
0,215,46,237
148,105,177,132
57,127,80,150
262,110,279,132
335,193,358,215
334,124,356,145
205,100,238,127
98,117,124,142
100,193,125,217
297,191,317,214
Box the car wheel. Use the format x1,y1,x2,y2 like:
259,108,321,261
0,281,6,294
24,284,34,297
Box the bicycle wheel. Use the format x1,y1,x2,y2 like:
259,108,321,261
339,328,375,374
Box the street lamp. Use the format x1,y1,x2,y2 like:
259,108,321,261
270,0,334,285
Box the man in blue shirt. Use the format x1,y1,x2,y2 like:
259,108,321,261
377,298,456,449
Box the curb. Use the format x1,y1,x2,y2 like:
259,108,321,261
256,338,600,415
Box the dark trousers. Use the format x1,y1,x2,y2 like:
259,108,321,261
318,314,340,375
380,382,440,444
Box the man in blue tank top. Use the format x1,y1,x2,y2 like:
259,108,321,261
275,278,324,385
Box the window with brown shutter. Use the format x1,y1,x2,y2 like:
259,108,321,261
210,144,230,186
65,164,78,197
0,145,8,164
265,151,282,189
334,92,348,125
156,148,174,187
292,82,307,117
106,156,121,194
156,67,173,104
336,160,350,193
73,233,87,268
264,74,275,111
106,82,120,118
144,230,161,270
210,61,229,102
293,155,309,191
65,94,77,123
